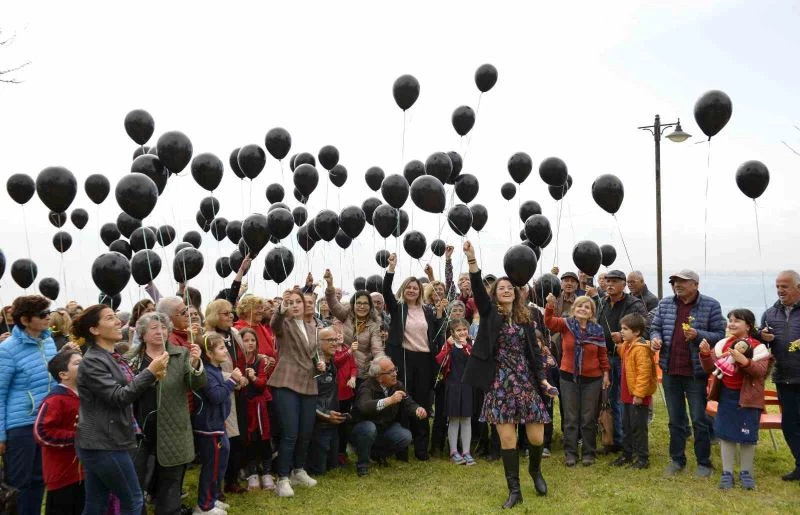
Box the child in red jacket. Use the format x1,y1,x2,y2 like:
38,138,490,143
331,319,358,464
240,328,274,491
435,319,475,465
34,348,84,515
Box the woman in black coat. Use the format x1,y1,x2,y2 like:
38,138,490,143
383,252,446,461
461,241,557,509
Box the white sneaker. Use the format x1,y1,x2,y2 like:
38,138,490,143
289,468,317,487
275,478,294,498
247,474,260,491
261,474,276,490
193,506,227,515
214,500,230,510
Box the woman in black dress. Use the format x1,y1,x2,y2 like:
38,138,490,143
462,241,557,509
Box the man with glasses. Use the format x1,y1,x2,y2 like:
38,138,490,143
349,356,427,477
0,295,59,515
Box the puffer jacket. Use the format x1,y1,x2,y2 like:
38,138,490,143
651,293,726,379
760,300,800,384
619,339,657,398
0,326,57,440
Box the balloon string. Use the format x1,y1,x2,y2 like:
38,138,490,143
613,214,634,271
552,199,564,268
703,139,712,277
401,110,407,171
463,93,483,163
565,194,576,247
753,200,769,315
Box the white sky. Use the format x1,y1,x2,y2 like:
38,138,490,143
0,0,798,309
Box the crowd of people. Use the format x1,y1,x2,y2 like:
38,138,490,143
1,244,799,514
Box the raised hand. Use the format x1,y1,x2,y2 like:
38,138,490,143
445,245,454,259
323,269,334,287
545,293,557,307
463,241,475,260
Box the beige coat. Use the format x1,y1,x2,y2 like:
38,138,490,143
267,307,319,395
326,288,384,378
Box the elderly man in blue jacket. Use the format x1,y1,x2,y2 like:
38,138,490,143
0,295,58,515
651,270,725,478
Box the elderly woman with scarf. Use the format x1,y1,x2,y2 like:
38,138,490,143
461,243,556,509
544,292,610,468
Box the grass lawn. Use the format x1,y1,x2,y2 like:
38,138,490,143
181,388,797,514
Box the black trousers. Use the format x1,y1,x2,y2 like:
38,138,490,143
45,481,85,515
398,350,433,459
623,403,650,461
132,440,184,515
430,381,447,453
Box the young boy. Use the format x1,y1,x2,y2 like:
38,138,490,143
611,314,657,469
34,349,85,515
193,333,242,515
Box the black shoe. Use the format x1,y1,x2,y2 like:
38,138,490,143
356,464,369,477
630,459,650,469
486,453,501,462
395,448,409,462
781,468,800,481
610,455,633,467
501,449,523,509
527,444,547,496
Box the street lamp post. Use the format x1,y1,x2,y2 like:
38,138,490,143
638,115,691,299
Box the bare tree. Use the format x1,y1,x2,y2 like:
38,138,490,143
0,30,30,84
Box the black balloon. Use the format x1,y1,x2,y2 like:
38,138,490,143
296,225,316,252
425,153,452,184
266,183,285,204
267,208,294,240
375,250,390,268
318,145,340,171
131,154,167,195
503,245,537,287
694,90,732,139
49,211,67,228
362,197,382,225
294,152,316,169
431,239,446,257
265,128,292,160
132,146,152,160
7,173,35,205
365,274,383,293
85,174,110,205
238,238,251,258
100,223,120,246
215,256,233,278
238,144,266,179
39,277,59,300
208,218,227,242
454,174,479,204
600,244,617,267
339,206,366,239
183,230,202,249
452,106,475,136
447,204,473,236
294,163,319,197
335,229,352,250
306,221,321,242
124,109,155,145
0,250,5,280
265,246,294,284
365,166,385,192
475,64,498,93
372,204,397,239
229,148,245,179
735,160,769,199
196,211,210,232
519,200,542,223
573,240,602,276
242,214,270,256
229,249,244,271
268,202,292,213
174,242,193,255
37,167,77,213
354,277,366,291
173,247,204,282
381,174,409,209
92,252,130,295
157,131,193,174
403,160,425,184
70,209,88,230
522,240,542,260
131,250,161,285
534,273,562,301
199,196,220,221
157,225,176,246
117,212,142,238
403,230,426,259
53,231,72,253
129,227,156,252
446,151,463,185
98,293,122,309
329,164,347,188
470,204,488,232
314,209,339,242
524,214,551,246
289,154,298,171
501,182,517,201
410,175,445,214
393,74,420,111
225,220,242,245
191,153,224,192
11,258,37,288
108,239,132,259
592,174,624,214
507,152,532,184
116,174,158,220
292,207,308,227
539,157,568,187
393,209,409,237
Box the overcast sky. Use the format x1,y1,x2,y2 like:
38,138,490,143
0,0,798,309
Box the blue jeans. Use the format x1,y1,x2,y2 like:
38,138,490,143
4,426,43,515
777,383,800,469
662,374,711,467
76,448,144,515
350,421,412,466
609,356,624,446
271,387,316,478
307,424,339,475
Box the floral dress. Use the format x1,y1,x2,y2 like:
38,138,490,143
481,323,551,425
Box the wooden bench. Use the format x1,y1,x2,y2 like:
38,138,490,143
705,389,782,450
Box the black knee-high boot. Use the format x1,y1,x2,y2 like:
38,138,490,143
501,449,523,509
528,444,548,496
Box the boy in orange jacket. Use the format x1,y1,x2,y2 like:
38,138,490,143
610,314,657,469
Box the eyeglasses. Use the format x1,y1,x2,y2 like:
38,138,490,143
319,337,339,342
355,301,371,306
378,367,398,376
33,310,52,319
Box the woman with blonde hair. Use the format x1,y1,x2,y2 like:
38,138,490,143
234,295,276,361
50,308,72,350
544,292,610,468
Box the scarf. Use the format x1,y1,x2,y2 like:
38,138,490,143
110,350,142,434
565,317,605,378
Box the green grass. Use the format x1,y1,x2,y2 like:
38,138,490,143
182,389,797,514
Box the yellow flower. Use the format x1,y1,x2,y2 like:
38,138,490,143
789,340,800,353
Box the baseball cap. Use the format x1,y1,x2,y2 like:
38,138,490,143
484,274,497,282
605,270,626,281
560,272,579,282
669,269,699,283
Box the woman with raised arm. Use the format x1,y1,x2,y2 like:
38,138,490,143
383,253,446,461
462,241,556,509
